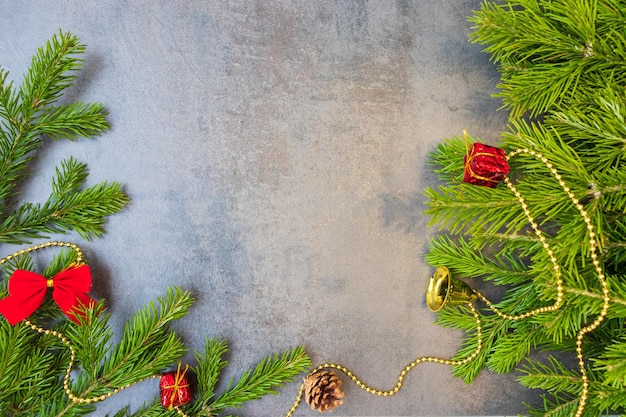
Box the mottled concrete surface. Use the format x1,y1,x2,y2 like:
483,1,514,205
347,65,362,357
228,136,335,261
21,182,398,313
0,2,535,416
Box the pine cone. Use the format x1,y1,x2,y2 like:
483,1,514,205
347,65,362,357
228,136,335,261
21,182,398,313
304,370,345,412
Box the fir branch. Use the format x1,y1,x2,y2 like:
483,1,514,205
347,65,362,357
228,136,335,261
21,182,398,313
52,157,90,199
0,160,128,244
528,291,596,344
0,30,124,245
427,136,468,183
533,280,626,324
469,0,626,118
593,337,626,388
500,61,586,118
208,346,311,413
550,91,626,172
435,305,481,332
529,395,585,417
496,281,545,317
517,356,590,416
486,321,541,374
0,30,91,208
0,70,20,127
0,321,72,416
424,184,524,236
0,128,42,211
66,302,113,380
590,168,626,212
35,101,108,141
591,384,626,411
425,234,532,285
19,30,86,117
436,306,508,383
194,338,229,403
0,323,44,403
101,287,193,388
448,319,496,383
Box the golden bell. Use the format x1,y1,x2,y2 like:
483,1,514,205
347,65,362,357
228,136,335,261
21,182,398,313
426,266,477,312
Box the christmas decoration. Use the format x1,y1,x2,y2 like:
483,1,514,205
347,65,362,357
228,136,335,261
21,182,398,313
422,1,626,415
10,2,626,415
0,241,311,417
303,370,345,412
160,362,192,409
463,138,509,188
0,32,312,417
426,265,477,312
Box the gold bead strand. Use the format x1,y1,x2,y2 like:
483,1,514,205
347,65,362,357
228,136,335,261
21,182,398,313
24,318,161,405
571,186,610,417
283,302,483,417
0,241,83,266
505,149,609,417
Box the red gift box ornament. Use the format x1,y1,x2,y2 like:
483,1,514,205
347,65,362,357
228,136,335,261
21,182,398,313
160,361,192,410
463,136,510,188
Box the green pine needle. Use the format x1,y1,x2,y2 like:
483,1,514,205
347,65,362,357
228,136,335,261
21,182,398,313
102,287,193,387
208,346,311,412
194,338,229,402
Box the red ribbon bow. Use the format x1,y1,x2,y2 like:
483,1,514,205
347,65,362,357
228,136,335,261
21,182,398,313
0,265,96,325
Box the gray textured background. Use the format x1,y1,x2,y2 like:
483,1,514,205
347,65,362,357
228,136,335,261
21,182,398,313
0,1,535,416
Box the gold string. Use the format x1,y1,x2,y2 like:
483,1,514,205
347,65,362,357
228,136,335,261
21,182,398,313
283,302,483,417
0,241,84,266
499,148,609,417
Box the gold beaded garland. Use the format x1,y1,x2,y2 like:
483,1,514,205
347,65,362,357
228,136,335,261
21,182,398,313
283,302,483,417
503,149,609,417
0,241,84,266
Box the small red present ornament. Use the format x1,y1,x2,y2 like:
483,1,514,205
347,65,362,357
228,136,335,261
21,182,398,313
463,135,510,188
160,361,192,410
